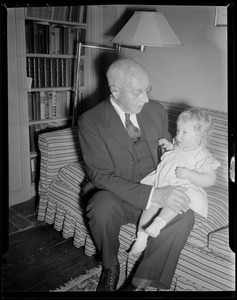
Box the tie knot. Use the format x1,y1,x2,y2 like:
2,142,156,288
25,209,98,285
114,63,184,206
125,113,130,121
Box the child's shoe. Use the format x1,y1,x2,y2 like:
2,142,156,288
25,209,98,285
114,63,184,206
129,232,148,256
145,217,167,238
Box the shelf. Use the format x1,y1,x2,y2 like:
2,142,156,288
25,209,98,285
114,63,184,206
8,6,89,204
26,53,87,59
30,87,73,92
25,17,87,28
29,116,72,125
30,86,87,92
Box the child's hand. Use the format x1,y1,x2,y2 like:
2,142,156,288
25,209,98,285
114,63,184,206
159,138,173,150
175,167,190,179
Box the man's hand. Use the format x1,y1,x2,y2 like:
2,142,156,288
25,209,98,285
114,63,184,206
152,186,190,214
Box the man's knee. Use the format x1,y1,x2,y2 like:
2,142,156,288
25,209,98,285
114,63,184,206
86,190,124,223
179,209,195,231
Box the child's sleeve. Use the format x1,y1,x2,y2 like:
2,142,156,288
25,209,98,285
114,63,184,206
140,170,157,186
195,150,221,172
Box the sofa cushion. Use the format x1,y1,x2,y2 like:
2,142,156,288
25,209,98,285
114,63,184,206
57,161,88,193
174,243,235,291
188,185,228,248
208,227,235,258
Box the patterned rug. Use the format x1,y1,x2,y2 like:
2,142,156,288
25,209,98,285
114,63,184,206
51,265,158,292
51,266,103,292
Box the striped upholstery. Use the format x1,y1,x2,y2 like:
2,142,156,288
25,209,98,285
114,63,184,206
37,101,235,291
37,127,82,220
57,161,88,193
38,127,82,191
174,244,235,291
208,227,234,257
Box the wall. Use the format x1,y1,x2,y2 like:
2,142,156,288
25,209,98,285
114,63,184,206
98,5,227,112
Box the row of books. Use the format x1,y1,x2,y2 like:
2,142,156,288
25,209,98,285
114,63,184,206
25,21,86,55
26,57,84,88
25,6,87,24
29,120,71,154
28,91,73,121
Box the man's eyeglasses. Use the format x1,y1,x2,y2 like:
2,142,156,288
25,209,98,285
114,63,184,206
110,85,152,98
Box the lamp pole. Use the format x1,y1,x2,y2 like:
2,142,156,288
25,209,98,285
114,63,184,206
72,42,119,126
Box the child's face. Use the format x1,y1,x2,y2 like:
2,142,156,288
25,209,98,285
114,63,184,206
175,120,201,150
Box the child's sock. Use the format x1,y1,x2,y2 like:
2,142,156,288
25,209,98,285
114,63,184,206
129,231,149,256
145,217,167,238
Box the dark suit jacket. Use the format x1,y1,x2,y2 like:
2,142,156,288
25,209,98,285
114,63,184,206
78,98,171,210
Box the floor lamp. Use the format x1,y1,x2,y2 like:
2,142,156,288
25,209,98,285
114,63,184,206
72,42,119,126
72,11,183,126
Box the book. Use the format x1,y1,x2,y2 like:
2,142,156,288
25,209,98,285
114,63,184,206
78,6,87,24
40,91,46,119
48,91,53,119
68,27,76,55
45,58,51,87
45,92,49,119
67,90,72,116
30,157,37,183
28,93,33,121
37,57,45,88
54,26,60,54
49,25,55,54
32,57,38,88
29,125,36,152
79,62,84,86
52,91,57,118
25,20,30,53
35,92,41,120
56,91,62,118
63,26,69,55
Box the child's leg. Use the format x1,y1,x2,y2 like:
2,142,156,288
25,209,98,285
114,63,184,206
129,205,159,255
138,205,160,232
146,207,178,238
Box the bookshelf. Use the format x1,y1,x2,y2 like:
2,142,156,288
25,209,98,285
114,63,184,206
8,6,89,204
25,6,89,194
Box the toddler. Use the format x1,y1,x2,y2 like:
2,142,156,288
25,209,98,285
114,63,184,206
130,108,221,255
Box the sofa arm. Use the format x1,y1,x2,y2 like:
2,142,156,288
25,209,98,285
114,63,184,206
57,161,89,193
38,126,82,197
208,226,235,257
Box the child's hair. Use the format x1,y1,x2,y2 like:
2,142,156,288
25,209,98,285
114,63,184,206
177,108,213,143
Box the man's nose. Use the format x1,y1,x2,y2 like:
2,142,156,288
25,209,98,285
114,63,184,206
141,92,149,103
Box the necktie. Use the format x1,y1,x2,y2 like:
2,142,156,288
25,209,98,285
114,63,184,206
125,113,141,143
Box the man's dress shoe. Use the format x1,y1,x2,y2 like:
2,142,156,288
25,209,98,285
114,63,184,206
121,283,145,291
130,284,145,291
97,264,120,291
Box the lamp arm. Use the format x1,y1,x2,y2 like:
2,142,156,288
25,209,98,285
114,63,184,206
83,44,119,51
72,42,118,126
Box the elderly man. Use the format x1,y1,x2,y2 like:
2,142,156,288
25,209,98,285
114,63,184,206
78,58,194,291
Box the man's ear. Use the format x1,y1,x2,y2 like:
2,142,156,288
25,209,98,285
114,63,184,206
110,85,119,100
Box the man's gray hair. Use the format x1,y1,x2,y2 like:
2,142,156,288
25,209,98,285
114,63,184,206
106,58,145,87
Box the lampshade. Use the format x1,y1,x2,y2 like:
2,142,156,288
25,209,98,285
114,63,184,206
111,11,182,50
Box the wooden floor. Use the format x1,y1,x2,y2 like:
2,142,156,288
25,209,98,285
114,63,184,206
1,206,99,295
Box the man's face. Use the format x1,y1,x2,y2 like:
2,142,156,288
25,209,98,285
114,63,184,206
116,65,151,114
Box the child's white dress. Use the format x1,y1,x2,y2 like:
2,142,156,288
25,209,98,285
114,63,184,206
141,144,221,218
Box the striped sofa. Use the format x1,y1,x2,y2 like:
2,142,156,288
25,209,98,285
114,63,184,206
37,101,235,291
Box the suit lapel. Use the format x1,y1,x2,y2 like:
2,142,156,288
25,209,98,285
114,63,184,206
104,99,134,153
137,107,158,164
104,99,159,163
